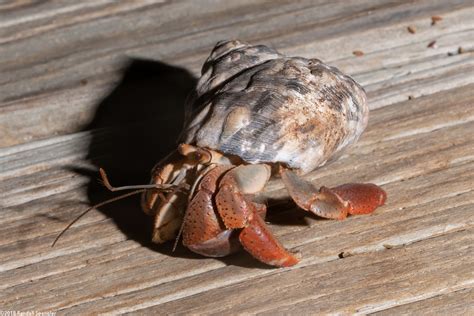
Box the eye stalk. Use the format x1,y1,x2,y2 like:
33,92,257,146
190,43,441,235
178,143,234,165
178,143,211,163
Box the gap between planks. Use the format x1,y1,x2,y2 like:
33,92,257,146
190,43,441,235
371,287,474,315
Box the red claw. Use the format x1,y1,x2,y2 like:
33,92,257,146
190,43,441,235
239,212,300,267
329,183,387,215
281,168,386,220
182,165,299,267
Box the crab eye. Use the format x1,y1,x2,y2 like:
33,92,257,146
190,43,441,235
193,149,212,164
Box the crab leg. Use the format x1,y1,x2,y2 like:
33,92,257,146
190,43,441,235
253,202,267,219
281,169,386,220
216,165,300,267
239,211,300,267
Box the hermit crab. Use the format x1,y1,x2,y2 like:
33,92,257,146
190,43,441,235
140,40,386,267
54,40,386,267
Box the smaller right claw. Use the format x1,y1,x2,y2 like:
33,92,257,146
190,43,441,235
329,183,387,215
281,169,386,220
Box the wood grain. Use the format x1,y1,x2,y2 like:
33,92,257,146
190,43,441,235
1,0,473,314
373,288,474,315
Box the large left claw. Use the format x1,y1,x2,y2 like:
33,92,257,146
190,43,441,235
281,169,386,220
216,165,300,267
183,164,300,267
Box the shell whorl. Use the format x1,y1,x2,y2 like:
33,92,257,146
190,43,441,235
182,40,368,174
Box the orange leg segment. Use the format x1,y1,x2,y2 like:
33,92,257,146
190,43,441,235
239,212,300,267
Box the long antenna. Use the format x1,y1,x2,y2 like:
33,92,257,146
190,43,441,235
52,167,190,247
99,168,176,191
51,189,145,247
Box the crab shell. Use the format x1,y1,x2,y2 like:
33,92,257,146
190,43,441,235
141,40,385,267
182,40,368,174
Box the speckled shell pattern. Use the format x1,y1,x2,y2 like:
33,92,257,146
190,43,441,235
182,40,368,174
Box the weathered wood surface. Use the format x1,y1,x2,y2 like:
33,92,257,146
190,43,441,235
1,0,473,314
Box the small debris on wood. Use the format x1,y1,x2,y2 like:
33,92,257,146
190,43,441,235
447,51,455,56
431,15,443,25
338,251,353,258
80,79,88,85
352,50,364,57
407,26,416,34
408,95,414,100
383,244,394,249
458,46,465,54
427,40,437,48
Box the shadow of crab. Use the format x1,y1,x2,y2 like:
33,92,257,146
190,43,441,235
73,58,312,267
78,58,196,257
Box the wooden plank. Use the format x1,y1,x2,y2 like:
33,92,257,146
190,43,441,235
1,0,473,146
